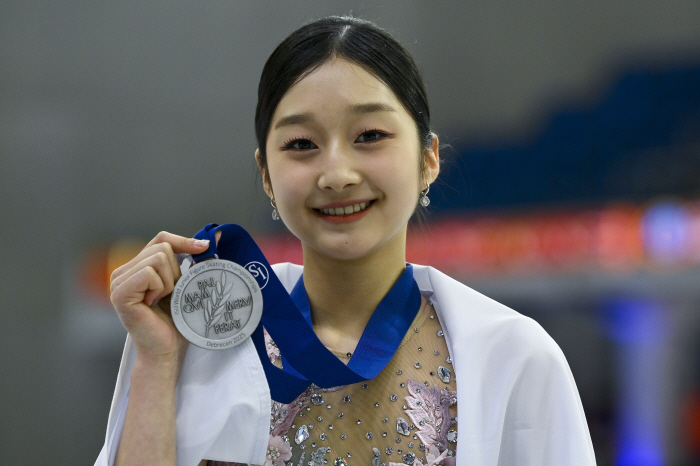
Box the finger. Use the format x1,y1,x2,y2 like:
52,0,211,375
111,241,182,291
111,232,209,283
111,268,177,348
111,266,165,323
147,231,211,255
111,252,176,304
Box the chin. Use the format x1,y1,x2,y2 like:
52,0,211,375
308,240,376,262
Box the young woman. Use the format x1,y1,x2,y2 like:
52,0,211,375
97,16,596,466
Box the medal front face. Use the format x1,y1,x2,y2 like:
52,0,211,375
171,259,262,350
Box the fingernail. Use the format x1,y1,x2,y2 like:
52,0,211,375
194,239,210,248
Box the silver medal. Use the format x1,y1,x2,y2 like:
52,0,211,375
171,259,262,350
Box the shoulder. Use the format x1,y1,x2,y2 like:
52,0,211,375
412,264,566,368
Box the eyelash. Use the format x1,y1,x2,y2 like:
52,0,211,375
279,129,392,151
280,135,316,151
356,128,392,143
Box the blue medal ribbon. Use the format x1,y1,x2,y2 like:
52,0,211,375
192,223,421,403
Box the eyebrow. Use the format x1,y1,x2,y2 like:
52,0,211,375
273,102,397,130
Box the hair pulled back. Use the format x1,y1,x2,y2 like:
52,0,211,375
255,16,432,173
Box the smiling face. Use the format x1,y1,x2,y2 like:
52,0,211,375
261,58,438,262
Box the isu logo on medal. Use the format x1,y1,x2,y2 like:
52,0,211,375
245,261,270,289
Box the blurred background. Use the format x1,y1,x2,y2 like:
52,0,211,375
2,1,700,464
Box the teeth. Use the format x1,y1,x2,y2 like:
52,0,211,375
321,202,370,216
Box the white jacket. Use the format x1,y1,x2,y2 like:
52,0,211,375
96,263,596,465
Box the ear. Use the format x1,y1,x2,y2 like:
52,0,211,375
423,133,440,186
255,149,273,198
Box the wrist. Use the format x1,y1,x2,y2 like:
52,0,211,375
132,351,184,385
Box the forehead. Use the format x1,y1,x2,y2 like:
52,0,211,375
271,58,405,120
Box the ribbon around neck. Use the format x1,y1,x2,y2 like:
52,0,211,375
192,223,422,403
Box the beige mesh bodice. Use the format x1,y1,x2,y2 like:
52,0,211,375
210,299,458,466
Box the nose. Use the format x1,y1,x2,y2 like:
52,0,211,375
317,141,362,192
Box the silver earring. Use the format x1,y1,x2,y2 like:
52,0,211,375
419,185,430,207
270,197,280,220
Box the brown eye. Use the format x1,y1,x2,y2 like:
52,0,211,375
282,138,317,151
355,130,389,143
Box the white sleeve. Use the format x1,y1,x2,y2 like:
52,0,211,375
94,327,271,466
418,265,596,466
494,328,596,466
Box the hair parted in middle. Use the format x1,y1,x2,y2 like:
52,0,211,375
254,16,433,176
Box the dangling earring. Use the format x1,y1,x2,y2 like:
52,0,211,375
419,185,430,207
270,197,280,220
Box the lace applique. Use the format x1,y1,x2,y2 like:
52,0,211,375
404,379,457,453
264,327,280,363
264,435,293,466
388,445,453,466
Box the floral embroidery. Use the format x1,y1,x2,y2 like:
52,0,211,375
264,328,281,363
404,379,457,452
387,445,454,466
264,435,292,466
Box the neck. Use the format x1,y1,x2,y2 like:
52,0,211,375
301,231,407,355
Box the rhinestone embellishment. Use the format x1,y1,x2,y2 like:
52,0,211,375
446,357,452,364
386,447,394,455
366,432,374,439
414,362,422,369
320,433,327,440
295,425,310,444
390,394,398,401
437,330,444,337
447,429,458,443
403,452,417,464
311,394,325,405
396,417,411,435
438,366,452,383
334,457,347,466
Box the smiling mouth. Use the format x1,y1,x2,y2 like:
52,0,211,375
316,201,373,216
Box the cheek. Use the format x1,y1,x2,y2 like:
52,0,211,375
266,161,308,209
383,153,422,194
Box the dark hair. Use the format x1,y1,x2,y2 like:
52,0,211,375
255,16,432,178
